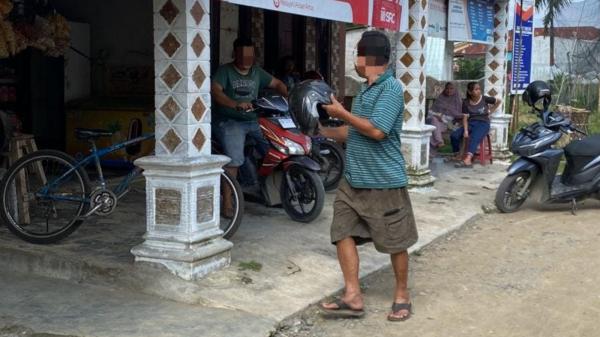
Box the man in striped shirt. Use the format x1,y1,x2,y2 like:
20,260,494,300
318,31,418,322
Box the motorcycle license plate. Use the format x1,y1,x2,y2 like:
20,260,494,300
278,118,296,129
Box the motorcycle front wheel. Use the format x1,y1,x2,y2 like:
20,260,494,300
495,172,531,213
281,166,325,223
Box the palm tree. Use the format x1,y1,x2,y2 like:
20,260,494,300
535,0,572,65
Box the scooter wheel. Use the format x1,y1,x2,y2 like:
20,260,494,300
495,172,530,213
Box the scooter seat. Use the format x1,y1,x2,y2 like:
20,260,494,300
565,135,600,157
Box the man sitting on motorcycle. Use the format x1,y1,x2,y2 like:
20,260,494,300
211,36,288,216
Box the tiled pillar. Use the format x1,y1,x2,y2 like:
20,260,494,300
485,0,512,159
305,18,317,72
396,0,435,187
131,0,232,280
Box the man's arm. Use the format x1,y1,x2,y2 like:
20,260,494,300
322,96,386,141
211,81,252,110
269,77,289,97
320,125,349,143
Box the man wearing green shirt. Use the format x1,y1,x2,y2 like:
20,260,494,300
211,37,288,215
319,31,418,322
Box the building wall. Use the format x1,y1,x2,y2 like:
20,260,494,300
532,37,599,81
53,0,153,67
219,2,239,65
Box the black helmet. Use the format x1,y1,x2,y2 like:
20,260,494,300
523,81,552,110
288,80,334,135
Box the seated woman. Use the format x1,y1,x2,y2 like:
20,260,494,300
451,82,501,168
427,82,463,153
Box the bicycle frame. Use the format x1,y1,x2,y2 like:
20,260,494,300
39,134,155,204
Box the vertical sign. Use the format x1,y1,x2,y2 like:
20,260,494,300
511,0,534,94
428,0,448,39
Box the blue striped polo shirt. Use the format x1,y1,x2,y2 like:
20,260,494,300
345,70,408,189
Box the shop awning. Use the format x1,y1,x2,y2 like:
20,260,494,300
223,0,408,31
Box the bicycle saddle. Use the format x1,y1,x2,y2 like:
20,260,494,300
75,128,113,140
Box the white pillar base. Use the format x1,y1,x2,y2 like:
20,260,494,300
131,154,233,281
401,125,436,187
490,114,513,159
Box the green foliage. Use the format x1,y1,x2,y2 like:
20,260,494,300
535,0,572,30
238,260,263,272
454,58,485,80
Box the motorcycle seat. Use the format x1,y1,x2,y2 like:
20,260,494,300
565,135,600,157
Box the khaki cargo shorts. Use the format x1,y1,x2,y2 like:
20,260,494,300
331,179,418,254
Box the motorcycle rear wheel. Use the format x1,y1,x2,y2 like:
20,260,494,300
495,172,530,213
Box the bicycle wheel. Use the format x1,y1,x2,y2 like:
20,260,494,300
0,150,90,244
219,171,244,240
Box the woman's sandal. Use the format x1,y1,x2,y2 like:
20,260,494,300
387,302,412,322
454,161,473,168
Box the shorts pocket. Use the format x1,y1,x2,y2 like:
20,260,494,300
383,207,417,246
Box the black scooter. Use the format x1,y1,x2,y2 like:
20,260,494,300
495,108,600,214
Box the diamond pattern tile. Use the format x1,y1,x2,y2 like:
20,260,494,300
192,66,206,89
489,74,499,84
192,34,205,57
400,73,414,85
160,33,181,58
400,34,415,48
190,1,205,26
192,97,206,121
161,129,182,153
409,0,416,8
421,16,426,29
192,129,206,151
422,0,427,9
494,3,500,12
494,32,500,41
489,60,499,71
400,53,414,67
160,97,181,120
403,109,412,122
420,55,425,66
420,35,426,48
419,73,425,85
488,89,498,97
419,92,424,104
159,0,179,25
409,16,416,29
161,64,182,89
490,46,499,56
494,18,501,28
404,91,413,104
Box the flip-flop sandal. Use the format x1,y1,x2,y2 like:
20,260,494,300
454,161,473,168
387,302,412,322
320,299,365,318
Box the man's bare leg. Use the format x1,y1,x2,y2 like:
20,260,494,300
321,237,363,310
388,250,411,320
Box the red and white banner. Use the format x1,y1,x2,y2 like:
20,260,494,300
223,0,408,31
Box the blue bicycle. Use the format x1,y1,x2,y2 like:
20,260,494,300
0,128,243,244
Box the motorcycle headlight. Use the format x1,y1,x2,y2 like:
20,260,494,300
284,138,306,155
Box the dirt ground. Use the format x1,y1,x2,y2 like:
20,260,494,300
273,200,600,337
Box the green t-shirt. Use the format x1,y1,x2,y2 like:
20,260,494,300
345,70,408,189
212,63,273,122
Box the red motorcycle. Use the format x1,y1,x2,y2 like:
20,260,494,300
217,96,325,223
